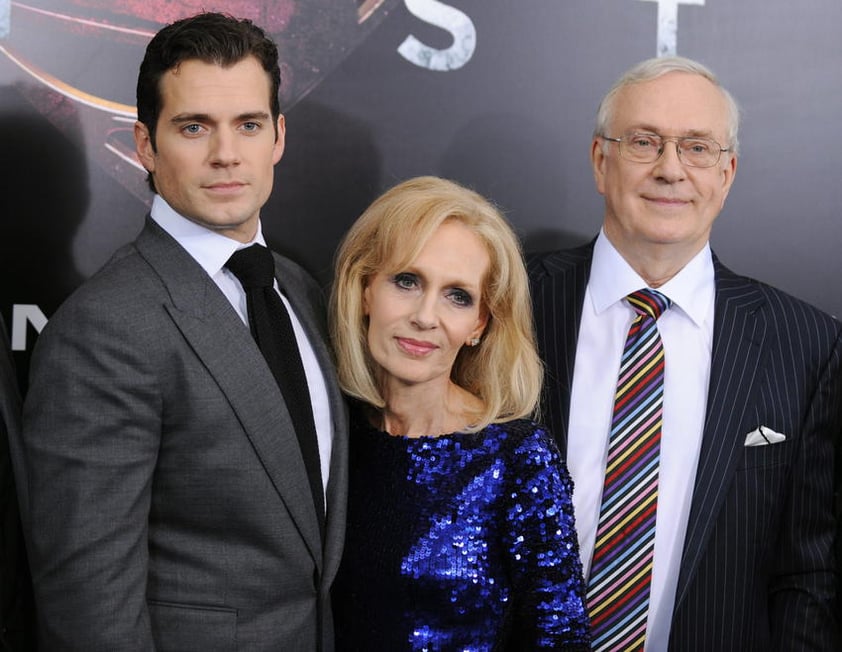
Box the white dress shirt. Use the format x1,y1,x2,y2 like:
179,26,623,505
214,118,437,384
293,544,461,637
567,230,714,650
150,195,333,500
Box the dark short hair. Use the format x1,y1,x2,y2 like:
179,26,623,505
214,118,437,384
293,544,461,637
136,12,281,192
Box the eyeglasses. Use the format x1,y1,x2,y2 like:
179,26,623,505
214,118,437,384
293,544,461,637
601,133,732,168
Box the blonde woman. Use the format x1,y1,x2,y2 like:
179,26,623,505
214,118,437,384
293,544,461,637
330,177,589,650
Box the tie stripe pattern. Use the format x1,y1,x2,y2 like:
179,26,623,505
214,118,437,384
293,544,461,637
587,288,671,651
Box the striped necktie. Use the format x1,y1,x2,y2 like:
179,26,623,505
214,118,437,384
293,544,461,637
587,288,671,651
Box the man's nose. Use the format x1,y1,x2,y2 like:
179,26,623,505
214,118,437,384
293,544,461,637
209,129,241,166
651,138,687,181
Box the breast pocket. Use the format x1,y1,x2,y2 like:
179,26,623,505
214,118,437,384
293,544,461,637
149,600,237,652
737,437,793,471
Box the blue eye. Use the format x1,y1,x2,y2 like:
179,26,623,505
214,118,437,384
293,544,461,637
242,121,260,132
448,289,473,307
683,139,712,154
392,273,417,290
629,134,659,150
182,124,202,135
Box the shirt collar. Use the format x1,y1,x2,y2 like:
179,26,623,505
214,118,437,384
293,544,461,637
590,229,715,328
149,194,267,278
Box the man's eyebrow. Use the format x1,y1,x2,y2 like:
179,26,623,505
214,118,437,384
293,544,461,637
625,124,716,138
169,111,272,125
170,113,211,125
676,128,717,138
236,111,272,122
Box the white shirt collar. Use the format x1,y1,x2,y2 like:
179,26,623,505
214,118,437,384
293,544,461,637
149,194,267,278
590,229,715,328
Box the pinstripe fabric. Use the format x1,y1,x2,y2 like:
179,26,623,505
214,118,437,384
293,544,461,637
527,242,592,450
587,290,670,651
529,244,842,651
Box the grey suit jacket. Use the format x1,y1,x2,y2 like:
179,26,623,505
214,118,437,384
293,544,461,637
529,241,842,651
13,218,348,651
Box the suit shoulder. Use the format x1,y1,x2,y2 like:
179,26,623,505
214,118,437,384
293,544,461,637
40,241,166,339
763,285,842,345
526,241,594,283
716,264,842,347
71,241,156,296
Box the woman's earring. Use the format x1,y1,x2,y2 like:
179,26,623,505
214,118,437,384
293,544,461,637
468,337,480,347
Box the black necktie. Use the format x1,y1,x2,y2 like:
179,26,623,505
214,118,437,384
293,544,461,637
226,244,324,533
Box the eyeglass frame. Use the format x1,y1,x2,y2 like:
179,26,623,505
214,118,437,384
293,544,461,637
599,133,733,168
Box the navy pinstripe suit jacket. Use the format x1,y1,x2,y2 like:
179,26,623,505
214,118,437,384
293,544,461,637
528,241,841,651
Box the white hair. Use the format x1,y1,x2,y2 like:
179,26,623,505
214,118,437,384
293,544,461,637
595,56,740,154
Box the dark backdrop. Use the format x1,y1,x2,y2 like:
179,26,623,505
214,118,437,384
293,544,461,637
2,0,840,391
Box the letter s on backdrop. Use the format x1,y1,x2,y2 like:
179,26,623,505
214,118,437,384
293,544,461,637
398,0,476,71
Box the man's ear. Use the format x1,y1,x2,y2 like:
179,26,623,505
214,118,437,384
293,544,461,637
272,114,286,164
134,121,156,174
719,151,737,208
591,137,608,196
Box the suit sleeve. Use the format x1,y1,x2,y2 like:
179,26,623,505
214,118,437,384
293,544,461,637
20,287,161,651
505,424,591,650
769,325,842,648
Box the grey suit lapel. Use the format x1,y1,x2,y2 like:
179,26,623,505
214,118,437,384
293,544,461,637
134,219,324,565
673,259,768,608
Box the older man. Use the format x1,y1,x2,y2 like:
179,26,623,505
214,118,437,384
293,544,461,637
530,57,841,651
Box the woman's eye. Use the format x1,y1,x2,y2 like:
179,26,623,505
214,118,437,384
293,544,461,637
448,289,473,307
392,273,417,290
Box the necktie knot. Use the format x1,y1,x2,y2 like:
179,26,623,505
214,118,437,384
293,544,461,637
226,244,275,289
628,288,671,321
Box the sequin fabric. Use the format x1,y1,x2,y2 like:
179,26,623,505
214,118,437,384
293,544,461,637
332,411,590,651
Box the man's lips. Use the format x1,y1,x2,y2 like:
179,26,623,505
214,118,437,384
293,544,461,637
643,194,691,206
204,181,248,193
396,337,438,356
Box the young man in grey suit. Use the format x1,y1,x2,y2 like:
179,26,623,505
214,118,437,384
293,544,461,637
529,57,841,650
12,13,347,651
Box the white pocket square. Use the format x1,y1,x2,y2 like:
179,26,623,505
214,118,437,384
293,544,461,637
744,426,786,447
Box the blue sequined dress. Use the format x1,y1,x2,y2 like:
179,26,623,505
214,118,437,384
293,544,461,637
332,410,590,651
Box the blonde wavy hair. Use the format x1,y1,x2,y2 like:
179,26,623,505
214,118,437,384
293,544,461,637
329,176,542,431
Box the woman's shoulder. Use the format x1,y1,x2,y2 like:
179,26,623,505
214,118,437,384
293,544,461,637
484,419,573,484
483,418,559,453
